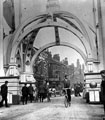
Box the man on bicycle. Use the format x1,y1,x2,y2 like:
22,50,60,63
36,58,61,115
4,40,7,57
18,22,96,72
63,75,71,104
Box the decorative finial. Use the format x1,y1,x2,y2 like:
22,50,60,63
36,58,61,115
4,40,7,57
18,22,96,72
46,0,60,13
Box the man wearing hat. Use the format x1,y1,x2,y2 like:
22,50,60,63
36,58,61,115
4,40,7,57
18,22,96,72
100,70,105,114
0,81,9,107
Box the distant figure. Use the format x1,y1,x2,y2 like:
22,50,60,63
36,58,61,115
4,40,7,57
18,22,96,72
76,82,81,97
22,83,28,105
34,86,38,102
100,70,105,114
46,82,51,102
0,81,9,107
39,82,46,102
28,84,34,103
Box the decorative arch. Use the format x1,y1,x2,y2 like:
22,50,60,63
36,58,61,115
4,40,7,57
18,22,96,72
10,21,91,63
11,11,95,47
54,11,95,49
7,11,95,64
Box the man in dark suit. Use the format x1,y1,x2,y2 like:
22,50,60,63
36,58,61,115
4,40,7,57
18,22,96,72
100,70,105,114
22,83,28,105
28,84,34,103
0,81,9,107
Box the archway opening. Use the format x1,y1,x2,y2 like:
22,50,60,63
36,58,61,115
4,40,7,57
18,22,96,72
32,45,85,92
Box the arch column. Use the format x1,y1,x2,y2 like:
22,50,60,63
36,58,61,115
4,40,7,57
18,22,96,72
86,61,93,73
19,64,36,83
20,72,35,83
0,0,5,76
86,58,100,73
5,63,35,83
6,63,20,76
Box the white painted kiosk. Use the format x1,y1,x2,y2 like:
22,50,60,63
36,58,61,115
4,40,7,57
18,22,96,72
84,73,102,103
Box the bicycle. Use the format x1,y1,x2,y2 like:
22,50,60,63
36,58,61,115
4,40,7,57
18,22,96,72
63,88,71,108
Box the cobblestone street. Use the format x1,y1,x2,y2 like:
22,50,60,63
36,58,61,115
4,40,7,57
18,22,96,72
0,96,104,120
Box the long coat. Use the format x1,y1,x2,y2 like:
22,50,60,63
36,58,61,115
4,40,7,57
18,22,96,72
101,80,105,102
1,84,8,97
22,86,28,96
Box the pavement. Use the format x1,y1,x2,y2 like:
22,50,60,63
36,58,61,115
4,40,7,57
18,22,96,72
0,95,105,120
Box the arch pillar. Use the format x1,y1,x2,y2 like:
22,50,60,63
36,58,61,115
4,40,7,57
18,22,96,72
19,64,36,83
6,63,36,83
86,58,100,73
0,0,5,76
20,72,36,83
6,63,20,76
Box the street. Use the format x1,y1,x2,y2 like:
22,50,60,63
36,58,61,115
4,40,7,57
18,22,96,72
0,95,104,120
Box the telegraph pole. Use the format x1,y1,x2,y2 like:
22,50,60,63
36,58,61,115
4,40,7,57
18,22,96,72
0,0,5,76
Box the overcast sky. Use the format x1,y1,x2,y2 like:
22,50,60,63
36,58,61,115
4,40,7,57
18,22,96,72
49,46,85,66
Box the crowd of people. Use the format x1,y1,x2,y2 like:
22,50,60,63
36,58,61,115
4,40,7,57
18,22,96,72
21,81,51,105
0,81,51,107
1,71,105,117
0,75,81,108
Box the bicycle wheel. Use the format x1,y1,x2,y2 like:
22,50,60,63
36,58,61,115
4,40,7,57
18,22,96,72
64,96,68,108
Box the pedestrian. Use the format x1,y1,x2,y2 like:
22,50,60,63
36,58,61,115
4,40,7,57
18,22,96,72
28,84,34,103
76,82,81,97
34,86,38,102
21,83,28,105
0,81,9,107
39,82,46,102
100,70,105,114
46,82,51,102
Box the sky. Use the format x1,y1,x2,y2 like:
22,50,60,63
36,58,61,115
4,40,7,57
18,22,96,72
49,46,85,66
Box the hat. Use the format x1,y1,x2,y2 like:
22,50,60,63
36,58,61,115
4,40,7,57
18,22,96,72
100,70,105,78
5,81,8,83
100,70,105,74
